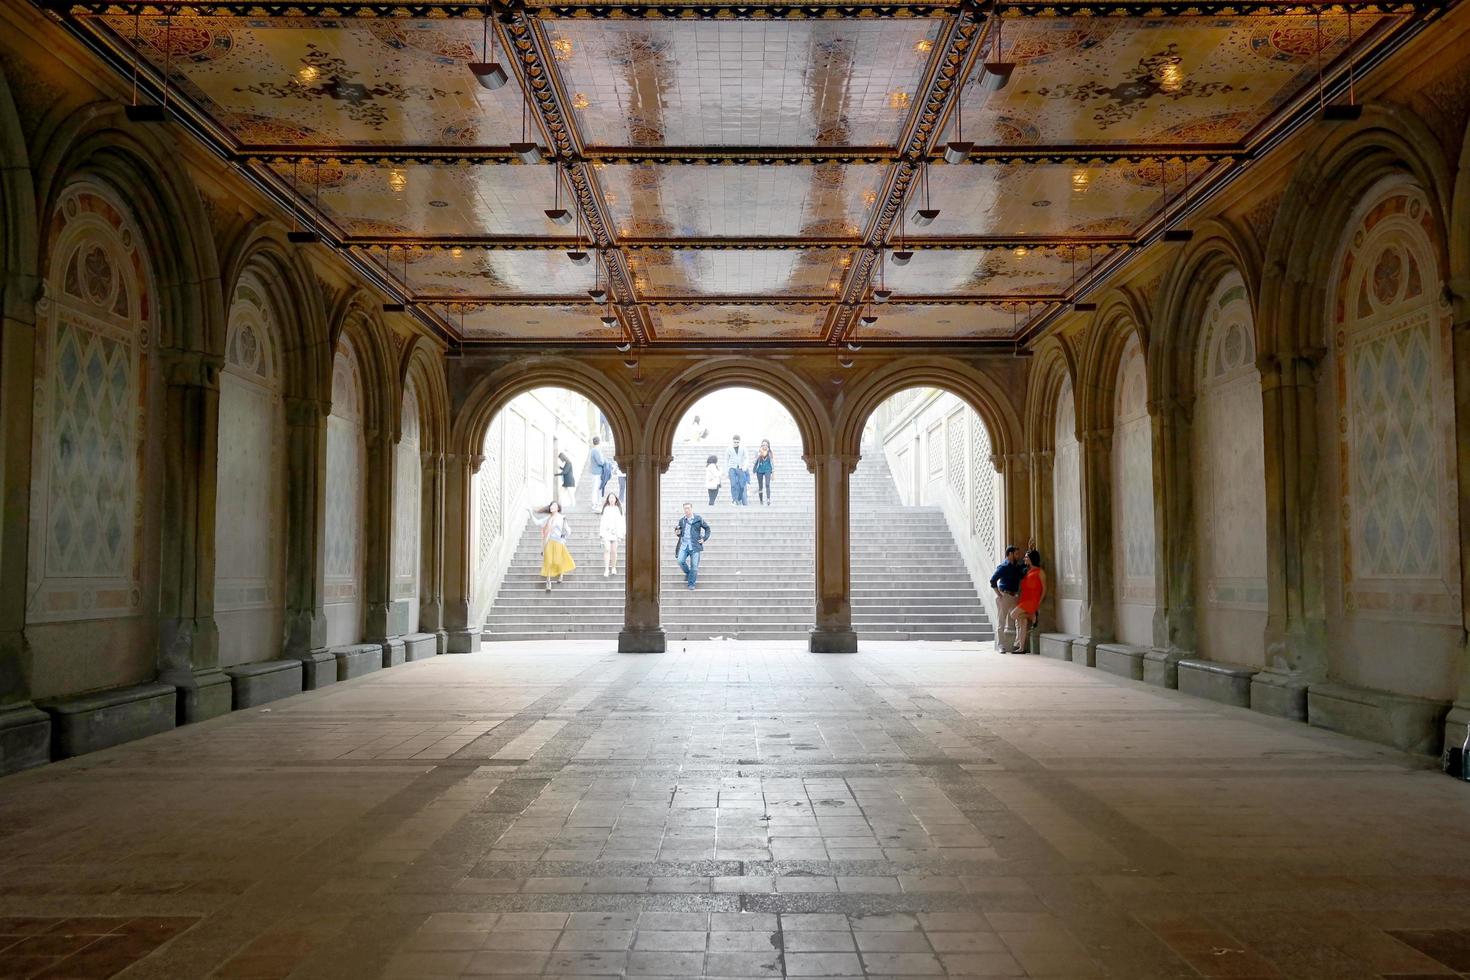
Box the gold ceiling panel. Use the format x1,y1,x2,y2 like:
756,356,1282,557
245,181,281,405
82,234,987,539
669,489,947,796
544,19,943,148
400,249,600,299
104,16,528,146
948,14,1398,147
598,163,885,239
453,304,623,342
648,303,827,340
880,246,1108,297
632,248,852,298
908,161,1172,238
852,303,1017,340
266,161,575,238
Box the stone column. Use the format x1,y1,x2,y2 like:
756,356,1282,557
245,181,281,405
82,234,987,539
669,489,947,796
419,450,448,652
618,452,666,653
1075,428,1117,664
443,451,482,653
1253,348,1328,719
996,452,1030,550
1152,398,1197,659
283,396,330,676
1027,449,1055,641
1442,290,1470,756
808,452,858,653
363,427,405,664
0,279,49,774
155,349,230,723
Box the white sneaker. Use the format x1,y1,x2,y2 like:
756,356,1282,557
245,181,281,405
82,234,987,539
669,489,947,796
603,569,609,577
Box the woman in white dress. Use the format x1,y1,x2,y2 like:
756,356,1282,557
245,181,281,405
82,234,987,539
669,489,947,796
599,490,626,577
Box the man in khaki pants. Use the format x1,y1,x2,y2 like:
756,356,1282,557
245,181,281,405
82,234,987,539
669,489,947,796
988,546,1025,653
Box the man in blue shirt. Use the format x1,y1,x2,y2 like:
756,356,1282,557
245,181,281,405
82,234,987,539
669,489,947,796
674,502,713,590
724,436,746,505
989,545,1026,653
588,436,612,498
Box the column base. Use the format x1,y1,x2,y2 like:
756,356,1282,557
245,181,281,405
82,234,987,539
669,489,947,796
447,628,482,654
435,630,449,656
809,628,858,653
0,703,51,775
619,629,666,654
177,668,234,725
1250,669,1310,722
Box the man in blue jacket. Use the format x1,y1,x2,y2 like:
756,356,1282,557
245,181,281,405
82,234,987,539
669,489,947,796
674,501,713,590
588,436,612,498
989,545,1026,653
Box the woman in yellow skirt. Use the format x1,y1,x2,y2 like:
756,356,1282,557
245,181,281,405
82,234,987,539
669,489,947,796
531,501,576,591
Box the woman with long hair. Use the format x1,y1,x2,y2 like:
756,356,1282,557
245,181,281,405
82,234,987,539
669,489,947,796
753,439,774,506
1010,549,1047,654
530,500,575,591
598,490,626,577
704,454,722,506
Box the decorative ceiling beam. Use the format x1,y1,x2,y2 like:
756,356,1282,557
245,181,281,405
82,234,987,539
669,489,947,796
343,236,1135,250
49,0,1437,16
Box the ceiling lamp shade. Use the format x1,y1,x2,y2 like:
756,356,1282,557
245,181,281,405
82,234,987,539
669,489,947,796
1072,301,1097,312
981,62,1015,92
588,287,607,303
873,288,892,303
616,342,632,353
890,250,914,266
859,314,878,327
912,208,940,226
1162,228,1194,243
1323,103,1363,122
382,302,406,313
125,103,167,123
566,250,591,265
943,140,973,165
544,208,572,225
599,314,618,327
469,61,508,90
511,142,544,164
286,230,320,244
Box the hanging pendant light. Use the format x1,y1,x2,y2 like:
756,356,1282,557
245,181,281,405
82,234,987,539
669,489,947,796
980,8,1015,94
588,253,607,303
510,85,544,163
1162,158,1194,243
543,161,572,225
1322,10,1363,121
382,247,408,312
125,11,168,122
943,85,973,165
286,159,321,244
469,3,509,90
911,159,940,226
566,208,590,265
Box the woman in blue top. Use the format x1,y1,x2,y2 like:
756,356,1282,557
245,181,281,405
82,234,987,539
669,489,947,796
753,439,774,506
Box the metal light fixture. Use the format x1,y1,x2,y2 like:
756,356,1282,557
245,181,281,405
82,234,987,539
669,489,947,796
124,11,169,122
911,159,939,226
544,161,572,225
839,356,855,369
847,341,863,352
286,159,321,244
1321,9,1363,122
383,247,408,312
511,86,543,163
980,9,1015,94
588,287,607,303
566,207,590,265
943,86,972,164
468,4,509,90
859,313,878,327
599,314,618,327
873,289,893,302
1162,158,1194,243
1072,302,1098,312
616,342,632,353
891,250,913,266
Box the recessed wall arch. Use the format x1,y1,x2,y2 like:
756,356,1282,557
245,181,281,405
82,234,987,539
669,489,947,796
398,337,449,456
647,359,826,467
1077,287,1152,434
33,103,223,356
451,356,639,462
0,68,37,320
328,291,398,438
1262,105,1451,358
1022,335,1078,453
835,357,1020,464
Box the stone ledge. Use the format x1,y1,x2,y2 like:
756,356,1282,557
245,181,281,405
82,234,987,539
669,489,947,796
381,639,406,669
1068,636,1098,668
178,669,233,725
1039,633,1077,662
332,644,384,682
1251,671,1309,722
1143,648,1186,689
1096,643,1147,681
298,652,338,691
1307,681,1450,756
224,661,304,709
809,629,858,654
0,703,51,776
37,683,176,760
403,633,438,662
1177,659,1258,708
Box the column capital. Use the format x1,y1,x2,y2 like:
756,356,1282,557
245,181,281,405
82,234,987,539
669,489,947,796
159,349,224,390
803,452,860,475
284,395,329,427
420,450,445,476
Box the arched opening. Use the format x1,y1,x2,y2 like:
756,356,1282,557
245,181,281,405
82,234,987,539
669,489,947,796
1052,375,1085,636
1110,332,1157,648
215,270,287,667
476,386,621,640
324,333,368,648
854,386,1003,642
661,388,813,640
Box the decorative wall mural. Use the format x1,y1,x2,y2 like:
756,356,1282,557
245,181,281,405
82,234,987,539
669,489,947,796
1331,184,1461,625
27,185,151,624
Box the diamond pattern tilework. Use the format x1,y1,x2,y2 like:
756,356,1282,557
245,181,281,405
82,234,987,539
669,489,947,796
546,20,942,148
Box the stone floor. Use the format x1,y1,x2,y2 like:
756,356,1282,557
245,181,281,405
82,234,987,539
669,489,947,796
2,642,1470,980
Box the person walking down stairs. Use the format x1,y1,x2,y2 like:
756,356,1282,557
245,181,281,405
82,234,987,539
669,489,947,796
725,436,746,506
674,502,712,590
556,453,576,510
531,501,575,592
599,490,625,577
704,455,722,506
753,439,774,506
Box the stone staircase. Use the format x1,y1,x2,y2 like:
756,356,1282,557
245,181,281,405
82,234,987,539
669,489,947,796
483,443,992,642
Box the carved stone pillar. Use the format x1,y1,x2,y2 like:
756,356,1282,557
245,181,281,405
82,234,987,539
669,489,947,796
1441,295,1470,755
156,349,230,723
809,452,858,653
284,395,329,667
618,452,666,653
362,426,401,660
1027,449,1055,639
1153,397,1197,658
1253,346,1328,720
419,451,447,652
443,452,483,653
1076,428,1117,663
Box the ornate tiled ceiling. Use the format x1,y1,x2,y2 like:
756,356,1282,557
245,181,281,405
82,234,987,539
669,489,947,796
55,0,1435,346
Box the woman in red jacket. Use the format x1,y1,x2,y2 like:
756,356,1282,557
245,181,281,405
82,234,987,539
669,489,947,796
1010,549,1046,654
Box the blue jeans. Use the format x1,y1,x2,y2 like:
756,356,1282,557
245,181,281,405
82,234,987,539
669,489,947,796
728,469,740,504
677,540,701,587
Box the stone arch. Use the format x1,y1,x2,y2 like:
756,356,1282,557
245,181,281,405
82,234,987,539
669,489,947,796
328,291,398,440
647,358,827,467
1076,287,1151,434
1261,104,1451,359
834,357,1021,463
33,103,223,356
1022,335,1078,453
0,67,38,320
220,221,330,405
399,337,449,455
451,356,639,461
